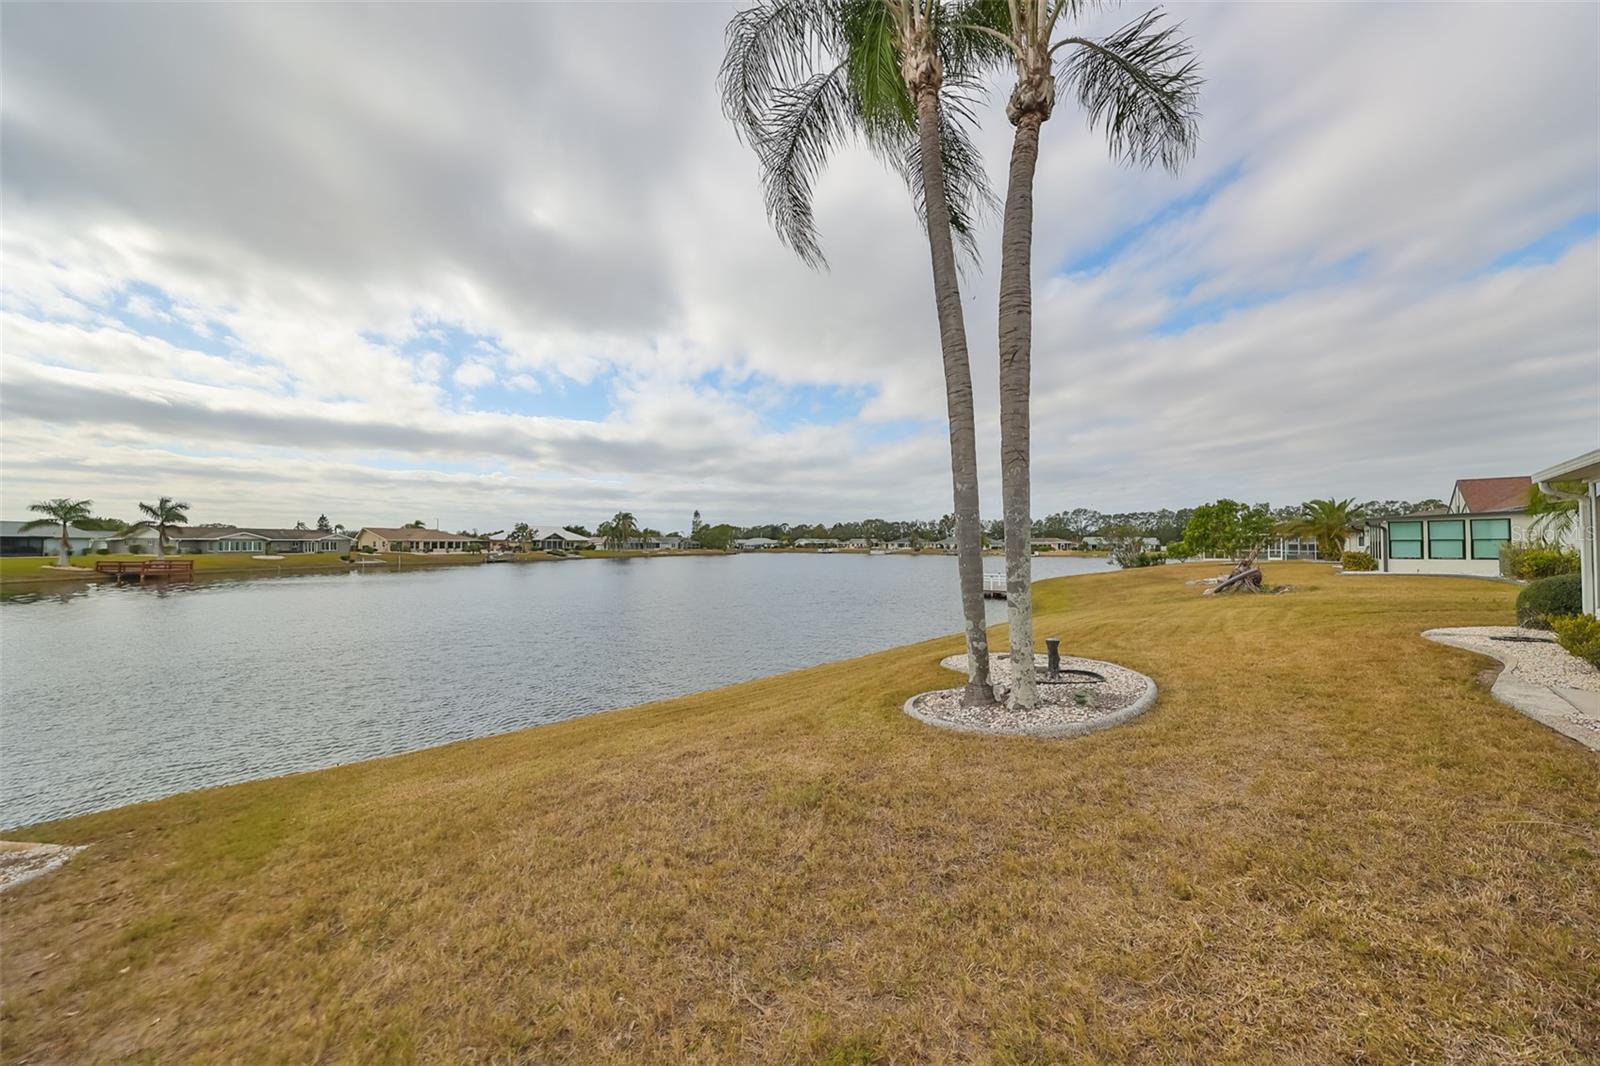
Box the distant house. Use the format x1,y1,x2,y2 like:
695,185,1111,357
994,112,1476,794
1533,450,1599,617
1363,475,1562,577
1260,535,1322,561
1,521,118,557
354,526,484,553
793,538,839,548
844,538,871,549
522,527,590,551
734,537,781,550
168,526,353,555
1030,538,1070,551
1081,536,1106,549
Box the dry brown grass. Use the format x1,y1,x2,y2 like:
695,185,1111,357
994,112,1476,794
3,562,1596,1063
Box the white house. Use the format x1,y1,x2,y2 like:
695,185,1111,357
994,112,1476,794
523,527,590,551
793,538,839,548
354,526,484,553
734,537,781,550
1533,449,1600,617
1,521,114,557
1365,475,1568,577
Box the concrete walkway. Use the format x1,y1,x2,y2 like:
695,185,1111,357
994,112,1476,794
1424,628,1600,752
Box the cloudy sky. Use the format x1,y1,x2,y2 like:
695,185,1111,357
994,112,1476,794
3,2,1596,533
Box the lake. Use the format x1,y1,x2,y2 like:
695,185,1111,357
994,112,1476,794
0,553,1114,826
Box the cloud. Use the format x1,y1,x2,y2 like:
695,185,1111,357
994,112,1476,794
1,2,1595,531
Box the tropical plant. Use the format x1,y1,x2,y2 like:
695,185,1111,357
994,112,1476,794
1281,497,1366,559
21,497,94,566
129,496,191,559
601,511,639,550
1527,481,1581,543
968,0,1200,710
1500,542,1580,580
719,0,1003,702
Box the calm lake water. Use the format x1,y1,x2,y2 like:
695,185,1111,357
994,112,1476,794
1,553,1113,826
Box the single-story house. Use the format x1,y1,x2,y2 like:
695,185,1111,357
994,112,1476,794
734,537,781,550
1363,475,1572,577
1533,449,1600,617
166,526,353,554
522,527,591,551
1261,535,1322,561
1,521,118,557
794,538,839,548
354,526,485,553
844,538,871,549
1030,538,1071,551
1081,536,1106,549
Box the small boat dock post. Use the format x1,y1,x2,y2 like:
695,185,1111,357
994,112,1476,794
94,559,196,584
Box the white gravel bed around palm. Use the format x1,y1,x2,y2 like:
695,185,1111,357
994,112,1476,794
905,653,1156,738
1423,627,1598,691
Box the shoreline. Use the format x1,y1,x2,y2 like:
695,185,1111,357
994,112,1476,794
0,546,1111,588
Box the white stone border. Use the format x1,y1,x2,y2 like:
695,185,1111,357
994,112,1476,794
1423,629,1599,752
903,657,1158,739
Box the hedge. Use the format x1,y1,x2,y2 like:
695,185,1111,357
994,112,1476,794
1516,573,1582,629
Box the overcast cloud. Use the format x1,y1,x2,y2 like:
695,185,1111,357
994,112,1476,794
2,2,1596,532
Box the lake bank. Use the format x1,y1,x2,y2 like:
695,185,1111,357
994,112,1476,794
5,563,1596,1062
1,553,1116,824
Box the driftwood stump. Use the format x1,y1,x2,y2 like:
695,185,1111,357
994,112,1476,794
1203,548,1265,595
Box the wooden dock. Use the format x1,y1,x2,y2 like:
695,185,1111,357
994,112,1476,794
94,559,196,584
983,573,1006,599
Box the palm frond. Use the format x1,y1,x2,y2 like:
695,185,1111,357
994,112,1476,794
718,0,842,144
757,65,855,268
1055,9,1201,172
889,84,997,262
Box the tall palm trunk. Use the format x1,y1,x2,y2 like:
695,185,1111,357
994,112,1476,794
911,82,990,703
154,525,167,559
997,108,1045,710
56,520,70,567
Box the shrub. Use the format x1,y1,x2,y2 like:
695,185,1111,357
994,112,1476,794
1516,573,1582,629
96,547,110,555
1500,543,1580,580
1551,615,1600,669
1341,550,1377,571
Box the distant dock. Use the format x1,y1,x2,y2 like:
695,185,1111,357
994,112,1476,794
983,573,1006,599
94,559,195,584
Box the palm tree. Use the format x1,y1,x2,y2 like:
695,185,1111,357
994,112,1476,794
1527,482,1580,543
719,0,1004,702
605,511,639,550
969,1,1200,710
130,496,191,559
1282,498,1366,559
21,498,93,566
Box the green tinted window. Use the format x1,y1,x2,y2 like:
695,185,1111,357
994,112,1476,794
1390,521,1423,560
1470,518,1511,560
1428,519,1465,559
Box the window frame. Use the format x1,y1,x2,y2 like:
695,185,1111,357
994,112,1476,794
1427,519,1466,560
1389,520,1424,560
1469,518,1512,560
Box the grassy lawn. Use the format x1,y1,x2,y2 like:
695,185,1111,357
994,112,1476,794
3,563,1595,1062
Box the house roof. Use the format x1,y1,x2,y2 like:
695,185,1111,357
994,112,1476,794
527,527,587,541
359,526,482,541
0,521,114,539
170,526,349,541
1375,507,1527,524
1454,476,1532,513
1534,449,1600,486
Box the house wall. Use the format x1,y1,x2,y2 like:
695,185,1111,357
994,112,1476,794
1379,513,1540,576
354,530,391,552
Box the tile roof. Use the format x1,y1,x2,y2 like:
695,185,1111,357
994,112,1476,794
359,526,482,542
1454,476,1532,513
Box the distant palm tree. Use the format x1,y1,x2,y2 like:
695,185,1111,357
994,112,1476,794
130,496,191,559
971,0,1200,711
1282,498,1365,559
719,0,1004,703
604,511,639,550
21,498,93,566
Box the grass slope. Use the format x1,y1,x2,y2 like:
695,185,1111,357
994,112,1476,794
2,563,1596,1063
